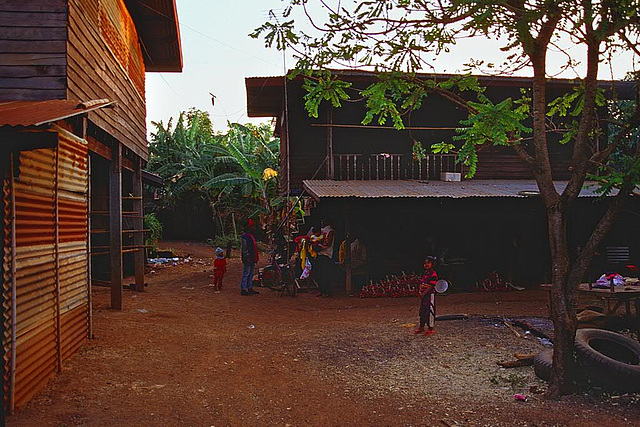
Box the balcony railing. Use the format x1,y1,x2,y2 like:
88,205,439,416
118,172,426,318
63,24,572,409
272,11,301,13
333,153,462,180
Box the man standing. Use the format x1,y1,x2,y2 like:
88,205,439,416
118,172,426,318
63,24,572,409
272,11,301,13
315,219,335,297
240,219,260,296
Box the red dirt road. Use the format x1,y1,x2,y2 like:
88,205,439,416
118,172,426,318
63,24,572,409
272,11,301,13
8,242,639,426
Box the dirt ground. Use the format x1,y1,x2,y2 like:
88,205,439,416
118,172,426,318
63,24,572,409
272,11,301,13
8,241,640,427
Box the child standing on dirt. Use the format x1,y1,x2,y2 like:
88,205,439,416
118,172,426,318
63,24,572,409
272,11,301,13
213,247,227,293
415,256,438,336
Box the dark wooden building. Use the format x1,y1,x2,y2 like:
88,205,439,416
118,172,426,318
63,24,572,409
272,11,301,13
0,0,181,411
246,71,638,292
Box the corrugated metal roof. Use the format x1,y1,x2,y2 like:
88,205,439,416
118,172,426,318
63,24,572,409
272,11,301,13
303,180,621,200
0,99,115,128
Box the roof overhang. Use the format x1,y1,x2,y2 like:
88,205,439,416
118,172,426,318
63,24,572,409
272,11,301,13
0,99,116,128
142,169,164,187
125,0,183,72
246,76,284,117
246,71,636,118
302,180,631,201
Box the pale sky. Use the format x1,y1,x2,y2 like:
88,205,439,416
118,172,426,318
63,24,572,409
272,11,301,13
145,0,637,135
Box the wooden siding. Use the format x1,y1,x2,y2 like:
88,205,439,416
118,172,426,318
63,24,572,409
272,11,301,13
0,0,68,101
67,0,148,160
475,146,572,180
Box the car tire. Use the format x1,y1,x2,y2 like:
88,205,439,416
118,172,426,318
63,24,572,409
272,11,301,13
574,328,640,392
533,349,553,382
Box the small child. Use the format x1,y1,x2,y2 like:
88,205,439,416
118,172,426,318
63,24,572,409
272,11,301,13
414,256,438,336
213,247,227,292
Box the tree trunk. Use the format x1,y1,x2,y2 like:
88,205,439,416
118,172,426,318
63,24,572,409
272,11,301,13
546,207,578,397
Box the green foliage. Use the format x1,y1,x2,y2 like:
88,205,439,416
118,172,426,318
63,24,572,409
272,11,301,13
430,142,455,154
361,75,420,129
302,74,352,118
144,213,164,246
412,140,427,161
455,98,532,148
147,110,281,238
589,99,640,196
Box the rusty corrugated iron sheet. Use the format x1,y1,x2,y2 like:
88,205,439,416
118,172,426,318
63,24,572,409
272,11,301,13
302,179,620,200
2,128,89,409
2,179,11,410
60,305,87,363
0,99,114,128
57,130,89,324
12,145,57,409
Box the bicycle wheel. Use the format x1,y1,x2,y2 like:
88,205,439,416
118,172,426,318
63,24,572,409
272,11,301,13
260,266,283,291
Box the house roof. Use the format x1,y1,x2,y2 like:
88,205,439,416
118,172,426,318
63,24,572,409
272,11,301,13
246,71,636,117
0,99,116,128
125,0,182,72
142,170,164,187
302,180,626,200
246,76,284,117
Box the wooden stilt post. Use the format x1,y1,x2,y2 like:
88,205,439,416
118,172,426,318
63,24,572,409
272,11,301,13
344,203,352,295
109,143,123,309
133,157,145,291
326,106,334,179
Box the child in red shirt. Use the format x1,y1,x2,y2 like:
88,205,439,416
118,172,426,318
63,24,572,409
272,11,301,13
213,247,227,292
414,256,438,336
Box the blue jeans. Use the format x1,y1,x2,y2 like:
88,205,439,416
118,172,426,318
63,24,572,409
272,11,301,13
241,263,255,290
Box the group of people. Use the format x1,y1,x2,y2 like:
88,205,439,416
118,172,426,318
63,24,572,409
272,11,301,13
295,219,336,297
211,218,441,334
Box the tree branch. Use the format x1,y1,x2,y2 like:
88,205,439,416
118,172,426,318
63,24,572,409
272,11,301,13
512,142,537,167
566,175,638,288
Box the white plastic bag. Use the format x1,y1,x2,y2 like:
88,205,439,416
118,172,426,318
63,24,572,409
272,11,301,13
300,258,312,279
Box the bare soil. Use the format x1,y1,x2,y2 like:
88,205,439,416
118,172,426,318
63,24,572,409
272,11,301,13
8,241,640,427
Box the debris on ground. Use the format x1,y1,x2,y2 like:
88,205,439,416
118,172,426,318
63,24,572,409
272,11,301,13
497,353,536,368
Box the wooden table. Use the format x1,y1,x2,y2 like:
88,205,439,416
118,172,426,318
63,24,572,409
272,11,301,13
541,283,640,339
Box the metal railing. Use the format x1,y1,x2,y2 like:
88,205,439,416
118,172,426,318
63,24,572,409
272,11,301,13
333,153,462,180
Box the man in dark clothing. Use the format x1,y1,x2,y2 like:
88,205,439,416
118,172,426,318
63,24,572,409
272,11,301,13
240,219,260,296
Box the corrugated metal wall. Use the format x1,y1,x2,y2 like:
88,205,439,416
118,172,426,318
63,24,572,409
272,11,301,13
2,128,89,409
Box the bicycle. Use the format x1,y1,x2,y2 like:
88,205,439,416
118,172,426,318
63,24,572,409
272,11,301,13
259,248,298,297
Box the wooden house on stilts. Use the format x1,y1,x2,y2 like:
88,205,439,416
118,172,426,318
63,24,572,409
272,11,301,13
0,0,182,411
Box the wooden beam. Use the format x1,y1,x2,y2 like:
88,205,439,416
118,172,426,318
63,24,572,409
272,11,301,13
133,157,145,291
87,135,111,160
121,156,134,172
326,106,334,179
344,203,352,295
109,143,123,309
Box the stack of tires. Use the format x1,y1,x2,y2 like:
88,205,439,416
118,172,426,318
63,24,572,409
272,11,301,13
534,329,640,392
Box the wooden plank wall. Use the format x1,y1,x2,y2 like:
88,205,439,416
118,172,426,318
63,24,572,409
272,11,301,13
0,0,67,101
285,78,581,191
67,0,148,160
475,146,572,180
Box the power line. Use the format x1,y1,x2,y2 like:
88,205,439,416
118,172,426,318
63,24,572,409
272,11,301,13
182,24,280,68
159,74,184,100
